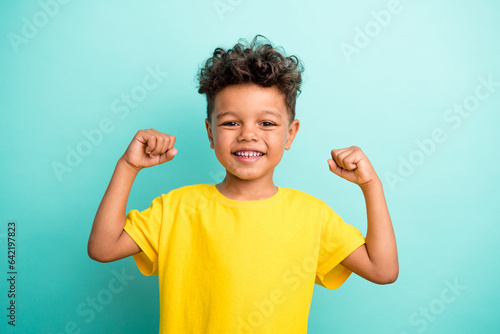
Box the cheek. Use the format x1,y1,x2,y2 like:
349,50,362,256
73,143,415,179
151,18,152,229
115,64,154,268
274,132,289,148
213,132,231,151
262,133,288,153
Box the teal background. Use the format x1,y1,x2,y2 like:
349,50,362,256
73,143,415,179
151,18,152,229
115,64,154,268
1,0,499,333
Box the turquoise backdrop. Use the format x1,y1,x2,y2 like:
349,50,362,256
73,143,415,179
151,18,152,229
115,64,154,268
1,1,499,333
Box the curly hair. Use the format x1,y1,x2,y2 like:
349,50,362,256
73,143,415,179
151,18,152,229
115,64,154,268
197,35,304,122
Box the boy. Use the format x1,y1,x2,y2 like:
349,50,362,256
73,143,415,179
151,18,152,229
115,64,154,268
88,35,398,333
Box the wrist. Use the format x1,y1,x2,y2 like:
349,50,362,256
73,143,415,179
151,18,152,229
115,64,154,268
359,176,382,193
117,157,142,174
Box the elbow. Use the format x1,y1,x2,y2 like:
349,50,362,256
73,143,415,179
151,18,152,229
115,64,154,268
378,272,398,285
87,242,112,263
375,267,399,285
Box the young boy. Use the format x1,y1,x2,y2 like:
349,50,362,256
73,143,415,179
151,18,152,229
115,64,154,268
88,35,398,333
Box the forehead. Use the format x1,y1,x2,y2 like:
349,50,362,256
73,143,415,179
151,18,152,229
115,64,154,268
213,83,288,119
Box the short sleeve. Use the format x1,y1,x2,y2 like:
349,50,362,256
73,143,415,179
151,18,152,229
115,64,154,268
123,195,164,276
315,203,366,289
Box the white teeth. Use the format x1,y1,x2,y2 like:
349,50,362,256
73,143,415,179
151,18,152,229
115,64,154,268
235,151,263,157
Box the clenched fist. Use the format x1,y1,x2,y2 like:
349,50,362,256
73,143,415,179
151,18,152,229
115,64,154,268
327,146,379,187
121,129,177,170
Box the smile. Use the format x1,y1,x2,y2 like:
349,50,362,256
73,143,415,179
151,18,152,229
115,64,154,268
232,150,265,164
233,151,264,157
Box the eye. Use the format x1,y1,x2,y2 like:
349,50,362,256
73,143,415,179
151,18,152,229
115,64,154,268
261,121,276,127
221,121,238,127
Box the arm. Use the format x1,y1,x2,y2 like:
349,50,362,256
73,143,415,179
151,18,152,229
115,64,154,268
87,128,177,263
87,158,141,263
328,146,398,284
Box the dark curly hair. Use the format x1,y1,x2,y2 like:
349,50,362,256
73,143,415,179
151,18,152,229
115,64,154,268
197,35,304,122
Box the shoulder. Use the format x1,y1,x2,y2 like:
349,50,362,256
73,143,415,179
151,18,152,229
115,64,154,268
165,184,211,195
278,187,338,223
161,183,210,196
279,187,327,207
159,184,212,204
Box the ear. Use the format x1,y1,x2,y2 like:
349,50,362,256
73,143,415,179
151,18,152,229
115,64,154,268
285,119,300,150
205,118,215,149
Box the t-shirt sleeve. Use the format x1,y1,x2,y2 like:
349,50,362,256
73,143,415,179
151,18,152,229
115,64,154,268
315,203,366,289
123,195,164,276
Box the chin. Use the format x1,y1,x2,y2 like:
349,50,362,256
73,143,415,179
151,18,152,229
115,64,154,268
232,174,262,181
230,169,273,182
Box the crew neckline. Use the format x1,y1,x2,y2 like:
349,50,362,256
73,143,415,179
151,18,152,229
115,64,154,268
208,184,284,208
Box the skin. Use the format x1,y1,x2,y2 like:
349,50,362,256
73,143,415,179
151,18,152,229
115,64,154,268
87,82,398,284
204,83,299,200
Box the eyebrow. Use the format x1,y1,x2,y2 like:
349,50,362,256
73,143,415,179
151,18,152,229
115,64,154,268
216,110,282,120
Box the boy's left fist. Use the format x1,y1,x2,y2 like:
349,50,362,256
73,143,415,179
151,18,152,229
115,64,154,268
328,146,379,187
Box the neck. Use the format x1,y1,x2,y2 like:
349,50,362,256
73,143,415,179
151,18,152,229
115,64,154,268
216,172,277,201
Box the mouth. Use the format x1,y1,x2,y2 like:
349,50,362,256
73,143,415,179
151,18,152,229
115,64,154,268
232,150,265,163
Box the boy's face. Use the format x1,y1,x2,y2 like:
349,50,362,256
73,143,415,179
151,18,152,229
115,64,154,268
205,83,300,182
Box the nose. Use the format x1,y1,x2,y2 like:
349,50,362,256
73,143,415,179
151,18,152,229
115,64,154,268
237,124,258,142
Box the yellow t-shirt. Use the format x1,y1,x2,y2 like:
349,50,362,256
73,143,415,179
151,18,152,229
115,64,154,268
123,184,365,334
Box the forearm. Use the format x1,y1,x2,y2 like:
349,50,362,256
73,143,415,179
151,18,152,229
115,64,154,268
360,177,399,281
88,157,140,257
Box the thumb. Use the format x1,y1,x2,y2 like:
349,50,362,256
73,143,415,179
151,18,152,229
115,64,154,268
157,148,178,164
327,158,343,177
166,148,178,161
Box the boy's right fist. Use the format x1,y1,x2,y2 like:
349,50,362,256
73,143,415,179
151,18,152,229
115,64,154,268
121,129,177,170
